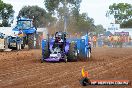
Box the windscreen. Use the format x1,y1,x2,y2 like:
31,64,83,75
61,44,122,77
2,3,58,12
17,20,31,29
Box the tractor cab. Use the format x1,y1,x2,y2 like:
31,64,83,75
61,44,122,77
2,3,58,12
17,19,32,30
11,17,37,49
13,17,36,34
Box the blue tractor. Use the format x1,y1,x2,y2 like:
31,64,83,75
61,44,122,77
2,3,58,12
41,32,91,63
9,17,37,49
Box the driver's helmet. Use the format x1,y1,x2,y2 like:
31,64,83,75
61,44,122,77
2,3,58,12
58,32,62,37
56,32,62,41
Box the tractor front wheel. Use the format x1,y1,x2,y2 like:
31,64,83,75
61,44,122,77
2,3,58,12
42,42,50,63
68,42,78,61
21,44,25,49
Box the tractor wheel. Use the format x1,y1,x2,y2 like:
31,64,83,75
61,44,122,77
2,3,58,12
21,44,25,49
68,42,78,61
41,42,50,63
28,33,35,49
21,38,25,49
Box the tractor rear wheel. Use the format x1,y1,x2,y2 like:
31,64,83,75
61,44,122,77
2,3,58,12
41,42,50,63
68,42,78,61
28,33,34,49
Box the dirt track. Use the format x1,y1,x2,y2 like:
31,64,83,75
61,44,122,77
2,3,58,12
0,48,132,88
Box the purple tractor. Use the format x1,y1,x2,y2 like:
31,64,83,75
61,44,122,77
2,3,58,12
41,32,78,63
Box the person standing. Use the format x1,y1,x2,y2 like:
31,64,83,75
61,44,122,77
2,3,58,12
108,35,113,47
113,35,118,48
92,35,97,47
119,35,124,48
16,29,24,50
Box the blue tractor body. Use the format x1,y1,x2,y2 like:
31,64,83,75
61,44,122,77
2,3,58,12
8,17,37,49
41,32,91,62
13,27,36,34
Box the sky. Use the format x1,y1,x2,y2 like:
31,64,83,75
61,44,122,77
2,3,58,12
2,0,132,28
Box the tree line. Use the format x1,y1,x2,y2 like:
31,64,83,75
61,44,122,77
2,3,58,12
0,0,14,27
106,3,132,28
2,0,132,35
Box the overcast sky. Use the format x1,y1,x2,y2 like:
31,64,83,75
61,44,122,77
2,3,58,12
2,0,132,28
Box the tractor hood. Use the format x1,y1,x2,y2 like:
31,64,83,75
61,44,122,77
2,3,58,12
13,27,36,34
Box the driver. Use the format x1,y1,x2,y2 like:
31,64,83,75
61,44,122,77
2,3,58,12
18,29,24,37
53,32,64,51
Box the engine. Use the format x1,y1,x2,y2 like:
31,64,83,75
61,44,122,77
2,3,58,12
50,47,62,59
51,47,61,54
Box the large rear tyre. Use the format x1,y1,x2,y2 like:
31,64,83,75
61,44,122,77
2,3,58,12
42,42,50,63
68,42,78,61
28,34,35,49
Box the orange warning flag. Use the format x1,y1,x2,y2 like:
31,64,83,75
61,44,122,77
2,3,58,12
81,68,88,78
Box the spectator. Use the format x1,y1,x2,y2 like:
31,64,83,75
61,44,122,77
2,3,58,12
92,35,97,47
